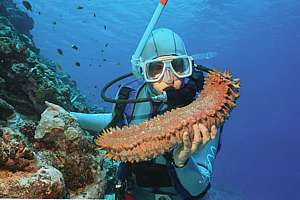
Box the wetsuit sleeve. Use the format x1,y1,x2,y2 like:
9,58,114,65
173,129,221,196
70,112,112,132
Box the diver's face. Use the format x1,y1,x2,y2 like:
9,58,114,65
151,69,182,93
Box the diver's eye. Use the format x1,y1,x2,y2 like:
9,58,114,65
148,61,164,78
171,58,190,76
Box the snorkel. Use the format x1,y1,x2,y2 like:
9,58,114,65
101,0,212,104
131,0,169,78
101,0,169,104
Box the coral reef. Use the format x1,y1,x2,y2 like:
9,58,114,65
0,0,36,52
33,108,107,198
0,128,35,172
0,128,65,198
0,3,91,118
96,70,240,162
0,165,66,198
0,98,15,122
0,1,109,198
0,109,109,198
19,121,37,142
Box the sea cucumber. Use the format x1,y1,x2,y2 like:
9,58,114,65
96,70,240,163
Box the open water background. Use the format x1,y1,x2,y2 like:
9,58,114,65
14,0,300,199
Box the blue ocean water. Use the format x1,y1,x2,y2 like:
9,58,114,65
15,0,300,199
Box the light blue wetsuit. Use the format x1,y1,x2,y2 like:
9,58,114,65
71,81,221,200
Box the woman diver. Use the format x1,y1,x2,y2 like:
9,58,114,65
45,1,223,199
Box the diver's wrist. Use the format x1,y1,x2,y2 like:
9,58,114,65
172,150,189,168
173,158,189,168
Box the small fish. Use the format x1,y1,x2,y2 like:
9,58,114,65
71,45,78,50
57,49,63,55
52,21,57,25
104,25,107,30
101,49,104,53
103,59,107,62
105,43,109,47
55,64,62,71
93,13,96,17
94,85,97,88
22,0,32,11
38,11,41,15
77,6,84,10
75,62,80,67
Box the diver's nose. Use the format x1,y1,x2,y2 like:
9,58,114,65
162,68,175,84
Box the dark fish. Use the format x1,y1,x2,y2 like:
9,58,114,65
71,45,78,50
38,11,41,15
22,0,32,11
77,6,84,10
94,86,97,88
101,49,104,53
93,13,96,17
57,49,63,55
103,59,107,62
104,25,107,30
75,62,80,67
52,21,57,25
105,43,109,47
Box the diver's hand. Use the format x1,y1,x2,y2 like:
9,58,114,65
45,101,69,114
173,123,217,168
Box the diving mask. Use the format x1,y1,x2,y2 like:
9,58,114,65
142,55,194,82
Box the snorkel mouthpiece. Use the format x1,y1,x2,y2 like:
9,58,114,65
131,0,168,78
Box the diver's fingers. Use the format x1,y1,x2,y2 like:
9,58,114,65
182,131,192,154
210,125,217,139
45,101,56,109
198,123,210,145
191,124,202,153
45,101,63,112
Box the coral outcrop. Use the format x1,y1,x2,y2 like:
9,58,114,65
0,109,109,198
0,128,65,198
33,108,107,198
96,70,240,162
0,165,66,198
0,128,35,172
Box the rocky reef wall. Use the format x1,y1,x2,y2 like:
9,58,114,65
0,1,111,198
0,0,92,121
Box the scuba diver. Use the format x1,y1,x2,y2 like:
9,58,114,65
45,1,224,199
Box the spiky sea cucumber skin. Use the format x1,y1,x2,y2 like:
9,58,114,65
96,70,240,163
